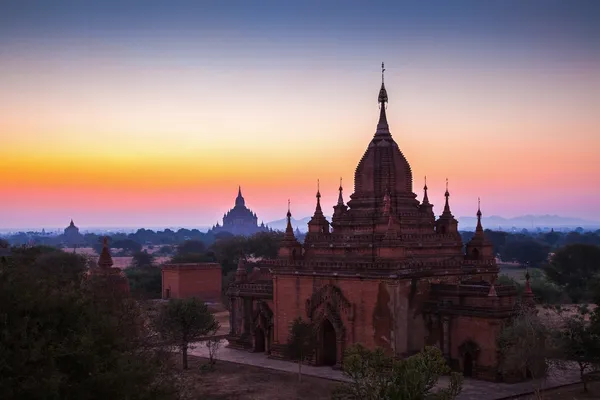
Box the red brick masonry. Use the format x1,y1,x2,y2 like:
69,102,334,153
162,263,222,302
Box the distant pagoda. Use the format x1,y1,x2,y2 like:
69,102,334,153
209,186,270,237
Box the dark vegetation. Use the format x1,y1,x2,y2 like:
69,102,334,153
0,248,181,400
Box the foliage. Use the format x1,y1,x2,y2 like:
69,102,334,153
170,251,217,264
0,248,180,400
332,345,462,400
170,240,216,264
501,238,550,267
497,271,568,304
205,337,222,369
158,245,174,255
497,305,552,384
285,318,317,383
221,270,237,310
177,240,207,254
124,266,162,299
0,238,9,248
153,298,220,369
112,239,143,254
544,244,600,303
553,306,600,392
131,250,155,268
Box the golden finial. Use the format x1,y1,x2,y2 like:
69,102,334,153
381,62,385,84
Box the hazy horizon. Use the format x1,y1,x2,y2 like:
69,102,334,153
1,1,599,227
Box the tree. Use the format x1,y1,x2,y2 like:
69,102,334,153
544,244,600,303
0,238,8,248
205,336,221,369
177,240,206,254
124,266,162,299
332,345,462,400
485,229,509,255
153,298,220,369
285,318,317,383
158,245,174,255
112,239,143,254
170,240,215,264
131,250,155,268
497,305,553,397
500,238,549,267
550,305,600,392
0,248,179,400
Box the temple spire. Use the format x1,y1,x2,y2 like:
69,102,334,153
97,236,113,269
235,185,245,207
337,177,344,205
443,178,452,215
422,176,430,204
315,179,323,214
476,197,484,233
286,199,293,234
375,62,390,136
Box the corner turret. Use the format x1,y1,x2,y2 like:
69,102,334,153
278,200,303,260
435,179,459,235
465,198,494,260
307,180,330,235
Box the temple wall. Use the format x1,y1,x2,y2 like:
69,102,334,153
162,269,180,299
272,275,434,358
161,264,222,302
449,315,502,368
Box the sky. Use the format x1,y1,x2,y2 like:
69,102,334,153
0,0,599,229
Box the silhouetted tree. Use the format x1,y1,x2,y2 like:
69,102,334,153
153,298,219,370
0,248,179,399
554,306,600,392
545,244,600,303
501,238,549,267
131,250,154,268
285,318,317,383
124,267,162,299
112,239,143,254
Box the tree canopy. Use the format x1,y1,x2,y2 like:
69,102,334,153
153,298,220,370
544,244,600,303
333,345,462,400
0,247,179,400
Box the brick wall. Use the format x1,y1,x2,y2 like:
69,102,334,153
161,263,222,302
272,275,428,355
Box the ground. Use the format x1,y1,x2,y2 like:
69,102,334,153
513,381,600,399
179,356,335,400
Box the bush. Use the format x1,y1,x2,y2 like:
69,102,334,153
124,266,162,299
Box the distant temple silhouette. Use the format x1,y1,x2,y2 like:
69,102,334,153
63,219,84,248
209,187,271,236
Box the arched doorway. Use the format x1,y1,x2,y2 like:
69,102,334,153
321,319,337,366
254,328,265,353
463,353,473,377
472,248,480,260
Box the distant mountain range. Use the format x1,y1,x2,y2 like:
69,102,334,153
266,214,600,232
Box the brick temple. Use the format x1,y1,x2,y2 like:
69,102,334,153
226,64,524,381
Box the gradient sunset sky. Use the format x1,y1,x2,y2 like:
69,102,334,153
1,1,599,229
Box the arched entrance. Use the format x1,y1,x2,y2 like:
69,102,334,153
321,319,337,366
254,328,265,353
463,353,473,377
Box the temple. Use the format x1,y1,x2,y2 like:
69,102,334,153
63,219,84,248
209,186,271,236
88,237,131,295
226,64,522,381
